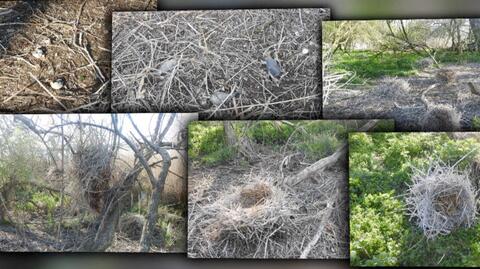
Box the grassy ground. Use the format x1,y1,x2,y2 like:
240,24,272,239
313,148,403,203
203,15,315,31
331,50,480,84
349,132,480,266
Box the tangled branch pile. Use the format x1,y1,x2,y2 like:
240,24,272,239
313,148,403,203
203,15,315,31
72,139,112,214
406,163,477,239
189,178,300,258
112,9,328,119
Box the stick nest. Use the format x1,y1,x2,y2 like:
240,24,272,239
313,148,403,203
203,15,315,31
406,163,477,239
189,179,300,258
72,141,112,213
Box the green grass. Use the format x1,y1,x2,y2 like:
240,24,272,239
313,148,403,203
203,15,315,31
331,50,480,84
349,132,480,266
188,122,235,166
473,116,480,131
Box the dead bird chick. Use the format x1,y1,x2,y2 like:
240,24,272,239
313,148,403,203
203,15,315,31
49,77,65,90
199,89,240,108
265,57,282,79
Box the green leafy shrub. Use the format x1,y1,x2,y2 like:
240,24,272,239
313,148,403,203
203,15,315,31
400,227,479,266
350,192,405,266
472,116,480,131
296,133,340,161
188,122,235,165
247,121,295,145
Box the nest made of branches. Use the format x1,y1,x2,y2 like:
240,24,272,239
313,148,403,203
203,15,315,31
71,140,113,213
189,177,300,258
112,9,329,119
406,163,477,239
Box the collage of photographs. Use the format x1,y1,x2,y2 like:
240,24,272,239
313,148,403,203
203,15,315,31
0,0,480,268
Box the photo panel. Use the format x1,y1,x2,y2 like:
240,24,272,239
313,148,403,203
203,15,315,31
187,119,394,259
0,113,197,252
322,19,480,131
0,0,156,113
112,9,329,119
349,132,480,266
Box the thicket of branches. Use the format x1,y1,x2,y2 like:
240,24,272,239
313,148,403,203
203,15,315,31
0,114,189,252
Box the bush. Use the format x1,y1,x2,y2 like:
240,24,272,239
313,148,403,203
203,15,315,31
247,121,295,146
297,133,340,161
188,122,235,165
350,192,405,266
472,116,480,131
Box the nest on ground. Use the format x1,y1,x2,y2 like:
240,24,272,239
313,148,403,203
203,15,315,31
420,104,462,131
112,9,329,119
416,57,435,70
189,179,300,258
119,213,146,241
371,77,411,100
406,163,477,239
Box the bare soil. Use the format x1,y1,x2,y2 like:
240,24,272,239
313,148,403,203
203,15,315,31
0,0,156,113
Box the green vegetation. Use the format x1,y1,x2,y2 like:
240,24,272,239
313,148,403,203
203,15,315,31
349,133,480,266
332,50,480,84
473,116,480,130
332,51,422,84
189,121,394,165
188,122,236,166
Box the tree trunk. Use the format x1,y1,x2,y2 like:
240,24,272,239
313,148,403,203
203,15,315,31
79,168,143,251
140,151,171,251
470,19,480,51
223,122,257,162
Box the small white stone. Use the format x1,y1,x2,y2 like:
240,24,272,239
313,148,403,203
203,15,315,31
302,48,309,55
50,78,65,90
209,91,231,106
32,47,46,59
42,38,52,46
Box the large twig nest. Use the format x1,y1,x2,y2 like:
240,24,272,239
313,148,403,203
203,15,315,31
192,179,299,257
373,77,411,100
421,104,462,131
119,213,146,240
406,163,477,239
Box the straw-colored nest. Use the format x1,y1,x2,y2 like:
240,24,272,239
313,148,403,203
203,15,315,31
193,180,299,257
406,164,477,239
421,104,462,131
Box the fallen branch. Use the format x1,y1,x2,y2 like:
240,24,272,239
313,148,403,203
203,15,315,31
300,201,334,258
285,120,380,186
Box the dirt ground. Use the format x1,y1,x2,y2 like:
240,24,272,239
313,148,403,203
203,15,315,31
323,64,480,131
0,0,156,113
0,221,166,252
187,147,348,258
112,9,329,119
